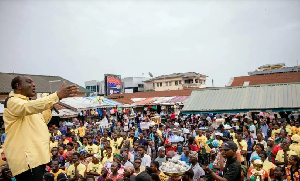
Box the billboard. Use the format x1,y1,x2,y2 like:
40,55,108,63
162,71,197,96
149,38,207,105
105,74,121,95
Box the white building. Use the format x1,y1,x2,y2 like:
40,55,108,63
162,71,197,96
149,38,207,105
84,80,105,96
122,77,147,93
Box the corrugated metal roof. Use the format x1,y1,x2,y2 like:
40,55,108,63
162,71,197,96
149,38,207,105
182,83,300,113
0,72,89,93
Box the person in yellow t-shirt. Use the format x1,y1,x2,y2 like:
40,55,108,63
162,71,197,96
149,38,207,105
230,128,235,140
291,121,300,136
195,130,207,148
234,132,247,164
50,160,66,181
271,125,281,139
290,134,300,157
111,133,122,155
85,137,99,157
275,139,297,166
101,147,114,165
86,154,102,176
67,152,86,179
258,150,276,178
77,125,87,138
50,137,58,151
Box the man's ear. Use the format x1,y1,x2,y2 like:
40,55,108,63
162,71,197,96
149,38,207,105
15,82,21,90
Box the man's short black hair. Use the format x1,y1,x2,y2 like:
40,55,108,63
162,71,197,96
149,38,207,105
138,145,145,150
67,143,73,147
184,169,194,179
11,76,21,89
73,152,80,158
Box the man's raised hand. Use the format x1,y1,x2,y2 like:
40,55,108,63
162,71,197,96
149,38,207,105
57,81,79,99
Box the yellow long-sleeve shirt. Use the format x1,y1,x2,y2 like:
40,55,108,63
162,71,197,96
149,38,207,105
3,93,59,176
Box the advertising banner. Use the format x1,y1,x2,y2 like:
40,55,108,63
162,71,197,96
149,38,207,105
105,74,121,95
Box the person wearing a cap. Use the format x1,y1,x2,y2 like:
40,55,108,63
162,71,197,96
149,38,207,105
290,134,300,157
189,151,205,181
215,132,223,147
86,154,102,176
267,137,275,162
258,151,276,180
155,146,166,167
203,141,242,181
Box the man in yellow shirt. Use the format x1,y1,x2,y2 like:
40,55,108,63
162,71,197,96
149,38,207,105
3,76,78,180
233,132,247,164
275,139,296,166
77,124,87,140
195,130,207,148
271,125,280,139
50,137,58,151
86,154,103,176
101,147,114,165
50,160,66,181
85,137,99,157
111,133,122,155
67,152,86,179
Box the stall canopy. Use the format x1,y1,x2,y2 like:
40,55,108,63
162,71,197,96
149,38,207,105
60,96,121,110
182,83,300,114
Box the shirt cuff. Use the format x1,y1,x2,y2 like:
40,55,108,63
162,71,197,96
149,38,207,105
49,92,60,103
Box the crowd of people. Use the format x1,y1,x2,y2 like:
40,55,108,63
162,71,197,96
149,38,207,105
2,109,300,181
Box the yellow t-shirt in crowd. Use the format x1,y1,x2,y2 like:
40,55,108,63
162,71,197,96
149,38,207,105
50,169,65,181
50,141,58,151
67,163,86,178
77,127,87,137
275,150,297,163
291,126,300,136
63,140,69,145
102,156,113,165
157,130,162,137
290,144,300,157
271,129,280,139
87,162,102,174
195,135,207,147
262,160,276,177
218,140,224,147
111,140,120,154
85,144,99,154
70,129,78,135
234,140,247,162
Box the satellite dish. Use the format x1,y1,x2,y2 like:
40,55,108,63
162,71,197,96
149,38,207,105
149,72,153,78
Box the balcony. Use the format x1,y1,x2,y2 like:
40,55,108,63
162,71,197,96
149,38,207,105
182,83,204,88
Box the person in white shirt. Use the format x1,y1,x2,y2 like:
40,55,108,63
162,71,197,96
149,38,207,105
138,145,151,167
248,119,257,139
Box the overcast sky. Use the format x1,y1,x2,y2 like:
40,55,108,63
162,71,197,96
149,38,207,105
0,0,299,87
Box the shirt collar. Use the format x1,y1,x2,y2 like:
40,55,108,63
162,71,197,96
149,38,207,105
9,93,30,101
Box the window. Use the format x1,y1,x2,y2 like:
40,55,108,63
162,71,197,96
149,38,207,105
86,86,91,90
169,82,172,86
200,80,202,84
160,82,162,87
179,80,182,84
153,83,155,87
175,81,178,85
195,79,198,83
157,83,159,87
165,82,168,86
138,84,144,88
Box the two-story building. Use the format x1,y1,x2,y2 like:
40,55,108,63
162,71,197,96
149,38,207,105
144,72,207,91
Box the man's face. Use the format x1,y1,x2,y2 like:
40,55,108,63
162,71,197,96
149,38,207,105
267,140,274,146
295,122,300,127
16,76,36,97
281,139,290,151
83,138,87,145
274,167,283,177
51,161,59,170
66,145,72,151
72,155,79,163
183,147,189,155
138,148,144,156
236,134,242,141
134,160,141,169
222,149,235,159
62,135,66,140
88,138,93,145
159,150,165,158
58,147,64,154
107,148,112,155
150,164,157,172
51,148,58,156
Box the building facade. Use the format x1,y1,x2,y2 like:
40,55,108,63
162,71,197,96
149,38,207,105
122,77,146,93
84,80,105,96
144,72,207,91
